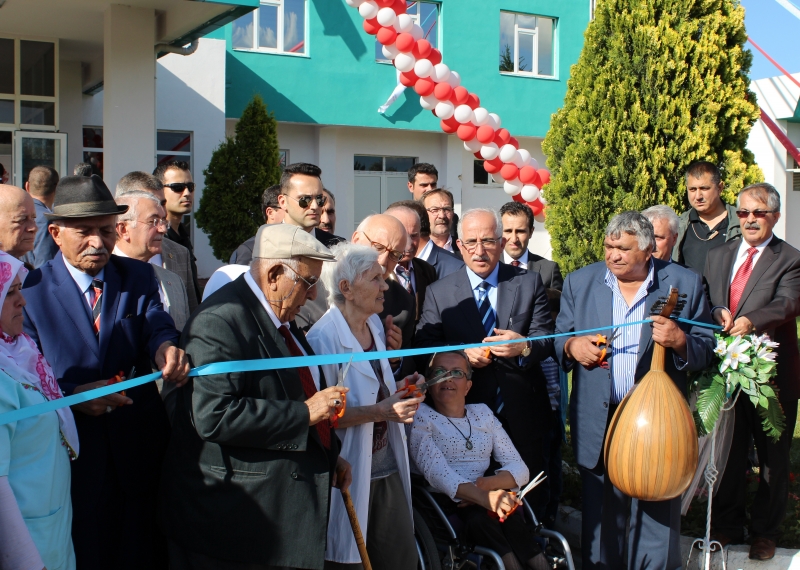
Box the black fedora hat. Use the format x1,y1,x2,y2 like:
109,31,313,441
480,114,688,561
45,175,129,220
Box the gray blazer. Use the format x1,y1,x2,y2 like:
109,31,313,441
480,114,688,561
153,265,190,332
162,238,199,313
554,258,715,470
425,241,464,279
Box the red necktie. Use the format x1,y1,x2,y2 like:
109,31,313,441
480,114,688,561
277,326,330,449
729,247,758,316
90,279,103,335
510,260,521,267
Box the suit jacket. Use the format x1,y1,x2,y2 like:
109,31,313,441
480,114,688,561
394,257,437,324
704,236,800,401
153,264,190,332
424,241,465,279
160,275,340,567
161,238,199,313
380,277,416,350
526,251,564,291
555,259,715,470
22,252,178,568
22,198,59,269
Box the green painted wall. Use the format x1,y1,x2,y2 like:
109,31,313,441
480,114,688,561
224,0,589,138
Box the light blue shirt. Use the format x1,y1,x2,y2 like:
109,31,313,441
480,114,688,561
466,263,499,323
62,255,105,322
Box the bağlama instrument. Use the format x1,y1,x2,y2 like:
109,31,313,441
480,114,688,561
603,287,698,501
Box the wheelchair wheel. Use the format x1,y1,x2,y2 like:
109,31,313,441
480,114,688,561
414,507,442,570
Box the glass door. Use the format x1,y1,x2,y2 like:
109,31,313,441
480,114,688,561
0,130,12,184
13,130,67,186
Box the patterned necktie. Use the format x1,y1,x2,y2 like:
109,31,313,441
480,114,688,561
729,247,758,316
90,279,103,335
510,260,521,267
476,281,503,413
277,326,331,449
395,264,414,295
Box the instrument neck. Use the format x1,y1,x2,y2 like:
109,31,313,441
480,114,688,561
651,342,666,372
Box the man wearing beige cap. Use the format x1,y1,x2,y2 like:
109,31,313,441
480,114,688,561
161,224,352,570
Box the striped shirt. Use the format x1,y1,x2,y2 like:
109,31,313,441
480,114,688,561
604,260,654,404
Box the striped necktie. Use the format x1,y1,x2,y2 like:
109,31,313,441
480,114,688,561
395,264,414,295
90,279,103,335
476,281,503,413
729,247,758,315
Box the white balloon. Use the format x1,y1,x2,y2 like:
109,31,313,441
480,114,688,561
431,63,451,83
539,195,547,205
512,151,525,168
534,212,546,223
394,52,416,72
447,70,461,88
517,148,531,165
499,144,518,163
491,172,503,184
520,185,541,202
488,113,502,129
454,104,474,124
358,1,379,20
414,59,433,78
410,24,424,40
472,107,490,126
480,143,499,160
394,13,414,33
376,7,397,26
382,44,400,60
419,95,437,110
434,101,455,120
504,179,523,195
464,139,482,152
345,0,365,6
528,158,539,169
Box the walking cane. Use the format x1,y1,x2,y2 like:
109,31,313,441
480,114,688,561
341,488,373,570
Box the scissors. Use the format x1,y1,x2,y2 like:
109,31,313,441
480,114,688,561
592,328,621,368
398,369,459,399
107,365,134,400
489,470,547,522
331,355,354,426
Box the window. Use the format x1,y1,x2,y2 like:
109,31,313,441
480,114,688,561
279,149,289,169
354,155,416,172
791,158,800,192
157,130,192,172
0,38,58,128
232,0,306,55
499,12,555,77
82,127,103,177
375,1,439,62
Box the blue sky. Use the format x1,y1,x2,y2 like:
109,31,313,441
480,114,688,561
743,0,800,80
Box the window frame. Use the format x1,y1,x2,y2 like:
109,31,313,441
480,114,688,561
499,12,557,80
82,125,104,177
156,129,193,173
232,0,308,56
0,36,59,131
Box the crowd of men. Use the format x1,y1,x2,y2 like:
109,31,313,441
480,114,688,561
0,157,798,569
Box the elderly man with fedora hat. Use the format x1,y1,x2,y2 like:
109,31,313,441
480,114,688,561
160,223,351,570
22,174,190,570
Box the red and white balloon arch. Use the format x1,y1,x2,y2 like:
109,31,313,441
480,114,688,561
347,0,550,222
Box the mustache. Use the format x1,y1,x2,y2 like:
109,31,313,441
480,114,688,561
745,222,761,230
471,254,490,263
81,247,108,257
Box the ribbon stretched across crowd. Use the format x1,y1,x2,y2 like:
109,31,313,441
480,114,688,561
0,317,721,427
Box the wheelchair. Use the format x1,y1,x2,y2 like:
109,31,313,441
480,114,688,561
411,477,575,570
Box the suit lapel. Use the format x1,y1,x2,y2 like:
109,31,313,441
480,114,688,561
98,260,122,361
51,254,100,360
593,270,613,329
734,237,780,318
717,240,739,308
495,264,519,331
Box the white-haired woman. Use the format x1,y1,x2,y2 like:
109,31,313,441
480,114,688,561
307,243,423,570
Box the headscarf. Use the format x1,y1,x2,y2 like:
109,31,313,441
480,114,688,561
0,251,79,458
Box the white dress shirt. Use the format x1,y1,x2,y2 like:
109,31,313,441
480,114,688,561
244,270,321,387
442,235,454,253
503,250,529,269
730,235,773,283
416,239,434,261
62,255,105,319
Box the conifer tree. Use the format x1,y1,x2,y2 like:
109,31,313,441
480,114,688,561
542,0,762,273
196,95,282,261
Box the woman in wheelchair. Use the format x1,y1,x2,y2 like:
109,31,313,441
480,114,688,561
409,351,551,570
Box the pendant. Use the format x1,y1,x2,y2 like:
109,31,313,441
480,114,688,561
466,440,473,450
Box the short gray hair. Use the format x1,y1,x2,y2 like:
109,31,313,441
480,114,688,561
641,205,679,236
605,211,655,252
457,208,501,239
321,243,379,307
738,183,781,212
116,191,162,228
116,172,164,197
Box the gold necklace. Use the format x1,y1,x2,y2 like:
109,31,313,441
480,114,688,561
691,222,720,242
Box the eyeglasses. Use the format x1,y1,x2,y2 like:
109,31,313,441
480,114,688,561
429,367,468,380
361,231,404,262
164,182,196,193
281,263,318,291
735,209,776,219
138,218,168,230
459,237,501,252
284,193,327,209
426,206,454,216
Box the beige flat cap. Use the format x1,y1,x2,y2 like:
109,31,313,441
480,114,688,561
253,224,336,261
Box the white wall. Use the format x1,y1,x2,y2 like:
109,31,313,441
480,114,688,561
58,60,83,174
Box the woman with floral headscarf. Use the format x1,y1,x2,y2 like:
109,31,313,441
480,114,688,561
0,250,79,570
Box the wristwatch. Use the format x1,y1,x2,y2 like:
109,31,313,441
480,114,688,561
521,341,531,357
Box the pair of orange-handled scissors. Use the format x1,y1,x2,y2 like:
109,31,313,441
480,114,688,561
488,470,547,522
106,366,134,400
398,369,459,399
591,329,621,368
331,355,354,427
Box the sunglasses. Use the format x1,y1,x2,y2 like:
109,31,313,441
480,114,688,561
164,182,196,193
284,194,327,209
735,209,776,219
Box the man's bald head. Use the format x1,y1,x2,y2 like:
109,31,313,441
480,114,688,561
352,213,408,274
0,185,37,259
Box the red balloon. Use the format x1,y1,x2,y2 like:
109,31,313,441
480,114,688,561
396,33,415,52
393,0,407,14
528,202,543,216
484,157,503,173
493,128,511,146
376,0,394,7
476,125,495,144
453,86,470,105
473,152,483,159
509,136,520,149
500,163,520,181
412,39,432,59
457,124,477,141
467,93,480,109
428,48,442,65
399,70,418,87
433,82,453,101
538,169,551,186
512,193,526,204
377,26,398,45
440,117,459,134
530,171,543,188
363,18,381,35
518,166,537,185
414,77,435,96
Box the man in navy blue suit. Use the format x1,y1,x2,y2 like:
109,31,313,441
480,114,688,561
23,175,189,570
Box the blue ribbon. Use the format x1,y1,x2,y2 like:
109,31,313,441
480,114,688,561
0,317,721,427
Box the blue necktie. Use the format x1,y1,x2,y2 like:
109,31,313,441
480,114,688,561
476,281,503,413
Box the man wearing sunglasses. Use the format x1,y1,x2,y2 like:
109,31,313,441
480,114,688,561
277,163,344,249
704,183,800,561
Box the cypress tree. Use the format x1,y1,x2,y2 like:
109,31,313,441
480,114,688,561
196,94,282,261
542,0,762,273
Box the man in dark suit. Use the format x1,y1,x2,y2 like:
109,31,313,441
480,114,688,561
500,201,563,290
555,211,715,569
160,224,351,569
22,175,190,570
399,199,464,279
415,208,555,498
705,183,800,561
